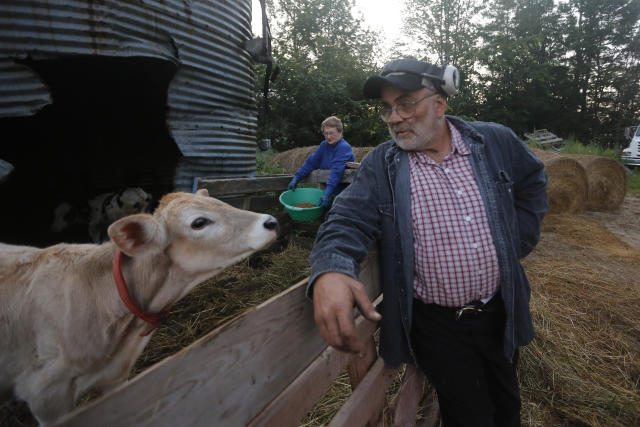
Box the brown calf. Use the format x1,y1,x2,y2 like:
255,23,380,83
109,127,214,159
0,189,278,425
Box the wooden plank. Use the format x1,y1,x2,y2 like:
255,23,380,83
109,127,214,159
328,358,400,427
197,175,292,196
532,136,562,142
213,194,281,212
531,135,562,141
248,195,282,212
526,134,561,140
392,365,425,427
248,295,382,427
415,387,440,427
307,168,358,184
524,130,563,146
57,250,380,427
347,337,377,390
198,168,358,201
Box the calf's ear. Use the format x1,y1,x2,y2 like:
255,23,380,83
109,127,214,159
195,188,209,197
108,214,167,257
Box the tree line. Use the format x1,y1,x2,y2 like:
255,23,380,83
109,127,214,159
255,0,640,151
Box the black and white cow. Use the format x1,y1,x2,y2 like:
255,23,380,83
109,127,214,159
51,188,153,243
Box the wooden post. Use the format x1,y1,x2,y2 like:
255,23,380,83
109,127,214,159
416,386,440,427
329,358,399,427
347,337,377,390
248,306,380,427
392,365,425,427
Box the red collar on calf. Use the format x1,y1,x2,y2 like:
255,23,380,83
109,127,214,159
112,248,170,336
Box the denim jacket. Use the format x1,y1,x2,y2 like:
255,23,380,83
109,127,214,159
308,116,548,367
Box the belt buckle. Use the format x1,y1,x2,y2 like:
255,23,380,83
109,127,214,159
455,305,484,320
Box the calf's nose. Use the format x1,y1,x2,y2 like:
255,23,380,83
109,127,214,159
263,216,278,232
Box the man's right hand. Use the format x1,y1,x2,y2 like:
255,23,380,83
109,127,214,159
312,272,382,356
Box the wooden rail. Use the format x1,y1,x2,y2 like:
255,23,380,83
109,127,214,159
196,170,357,197
55,248,435,426
197,170,357,211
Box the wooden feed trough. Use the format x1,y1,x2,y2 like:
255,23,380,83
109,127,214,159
55,247,437,426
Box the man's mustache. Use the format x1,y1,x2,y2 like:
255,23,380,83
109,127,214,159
391,127,412,134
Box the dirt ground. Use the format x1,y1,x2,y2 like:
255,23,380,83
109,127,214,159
588,195,640,248
518,195,640,425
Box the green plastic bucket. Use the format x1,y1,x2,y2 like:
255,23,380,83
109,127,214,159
279,188,325,222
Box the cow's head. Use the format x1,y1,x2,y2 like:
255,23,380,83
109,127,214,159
110,187,153,217
107,189,278,275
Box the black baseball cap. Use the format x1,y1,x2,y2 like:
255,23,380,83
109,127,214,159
363,58,443,99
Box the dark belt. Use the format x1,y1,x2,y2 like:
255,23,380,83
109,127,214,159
416,294,502,321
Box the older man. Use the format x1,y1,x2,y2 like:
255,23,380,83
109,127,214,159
308,58,548,426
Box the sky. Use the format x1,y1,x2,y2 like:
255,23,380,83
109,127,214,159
251,0,405,50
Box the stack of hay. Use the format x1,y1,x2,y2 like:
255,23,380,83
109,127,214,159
269,146,318,173
531,148,626,213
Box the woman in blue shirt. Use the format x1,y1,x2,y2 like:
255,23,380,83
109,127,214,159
287,116,355,208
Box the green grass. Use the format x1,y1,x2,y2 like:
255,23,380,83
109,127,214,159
627,171,640,195
560,138,621,159
527,138,621,159
256,148,285,175
528,138,640,196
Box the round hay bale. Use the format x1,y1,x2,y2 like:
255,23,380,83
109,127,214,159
352,146,375,162
531,149,588,214
565,154,627,212
269,146,318,172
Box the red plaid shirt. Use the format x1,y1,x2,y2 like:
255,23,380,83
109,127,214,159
410,120,500,307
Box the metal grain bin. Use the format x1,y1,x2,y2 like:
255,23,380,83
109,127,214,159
0,0,261,244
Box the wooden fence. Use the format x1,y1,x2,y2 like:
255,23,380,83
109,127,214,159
192,171,357,211
55,175,439,427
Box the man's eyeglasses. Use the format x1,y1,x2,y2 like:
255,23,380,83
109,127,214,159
323,131,339,138
378,92,437,122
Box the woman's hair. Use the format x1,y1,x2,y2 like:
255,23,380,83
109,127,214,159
321,116,343,133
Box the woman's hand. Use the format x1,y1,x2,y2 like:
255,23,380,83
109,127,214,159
287,176,299,191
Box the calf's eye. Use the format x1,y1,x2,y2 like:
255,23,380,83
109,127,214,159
191,217,212,230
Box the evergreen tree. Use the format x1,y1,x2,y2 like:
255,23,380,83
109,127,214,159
256,0,389,150
400,0,486,119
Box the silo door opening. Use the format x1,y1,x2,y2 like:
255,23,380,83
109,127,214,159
0,56,181,246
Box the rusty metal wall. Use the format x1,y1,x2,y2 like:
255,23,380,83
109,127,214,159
0,0,258,190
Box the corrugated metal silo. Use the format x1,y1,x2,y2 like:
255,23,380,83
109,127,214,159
0,0,263,244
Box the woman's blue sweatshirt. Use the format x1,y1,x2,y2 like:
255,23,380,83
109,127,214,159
294,138,355,195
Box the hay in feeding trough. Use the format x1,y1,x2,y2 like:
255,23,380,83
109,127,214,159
565,154,627,212
531,149,588,214
132,242,312,374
